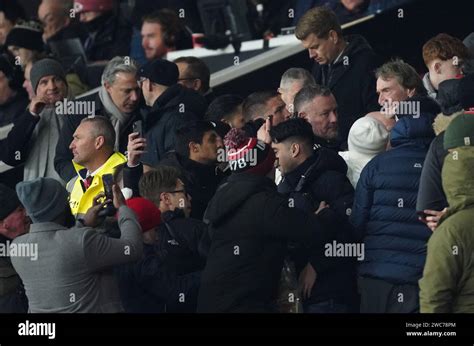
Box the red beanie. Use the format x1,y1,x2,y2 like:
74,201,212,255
74,0,113,13
224,128,275,176
125,197,161,233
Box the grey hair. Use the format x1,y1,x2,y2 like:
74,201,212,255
294,85,332,113
101,56,138,86
375,59,423,93
280,68,316,88
80,116,116,150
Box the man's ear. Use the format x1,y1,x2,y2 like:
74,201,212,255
329,30,338,44
434,61,442,74
290,142,300,158
95,135,105,150
188,141,200,154
160,192,170,205
104,81,112,94
192,79,202,92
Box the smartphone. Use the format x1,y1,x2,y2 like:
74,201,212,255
99,174,116,217
133,120,143,138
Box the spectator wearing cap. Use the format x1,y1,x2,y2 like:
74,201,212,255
0,183,28,313
137,58,207,169
197,128,329,313
0,0,26,49
115,194,203,313
38,0,87,46
74,0,132,62
421,34,470,100
1,58,70,183
339,116,389,188
55,56,143,182
10,177,142,313
351,115,435,313
419,114,474,313
417,74,474,228
5,20,46,68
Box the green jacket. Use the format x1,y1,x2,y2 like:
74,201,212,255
419,147,474,313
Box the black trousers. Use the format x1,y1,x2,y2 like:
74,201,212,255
358,276,419,313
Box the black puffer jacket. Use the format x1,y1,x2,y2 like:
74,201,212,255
141,84,207,167
277,148,357,306
197,173,328,313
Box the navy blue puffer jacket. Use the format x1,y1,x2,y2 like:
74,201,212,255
350,115,435,285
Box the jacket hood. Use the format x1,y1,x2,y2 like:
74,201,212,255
436,78,463,115
154,84,207,118
422,73,437,100
433,111,463,135
441,147,474,220
204,173,275,226
390,115,435,148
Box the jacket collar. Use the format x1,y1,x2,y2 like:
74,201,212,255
28,222,68,233
74,151,127,178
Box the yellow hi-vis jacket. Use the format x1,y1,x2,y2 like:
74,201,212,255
66,152,127,218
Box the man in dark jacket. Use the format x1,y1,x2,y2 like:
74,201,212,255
351,115,435,313
158,121,226,220
294,85,343,151
197,128,329,313
0,184,28,313
417,75,474,230
115,196,201,313
271,118,356,312
54,56,142,182
74,0,132,62
271,118,357,313
0,55,28,188
137,59,207,169
295,6,380,143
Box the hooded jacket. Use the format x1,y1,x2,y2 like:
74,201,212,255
351,115,435,285
277,148,357,306
197,173,326,313
312,34,380,142
419,147,474,312
140,84,207,167
416,112,462,212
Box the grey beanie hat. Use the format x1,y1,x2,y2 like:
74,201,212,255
30,58,66,93
16,177,69,223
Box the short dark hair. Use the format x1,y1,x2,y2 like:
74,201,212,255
205,94,243,122
139,166,182,206
142,9,183,48
293,85,332,113
270,118,314,151
175,121,216,158
295,6,342,40
173,56,211,92
242,90,279,121
80,116,116,151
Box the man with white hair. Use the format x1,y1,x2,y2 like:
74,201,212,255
54,56,142,182
278,67,316,113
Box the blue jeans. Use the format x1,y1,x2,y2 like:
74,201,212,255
304,299,352,313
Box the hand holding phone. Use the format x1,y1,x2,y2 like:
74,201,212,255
133,120,143,138
98,174,117,217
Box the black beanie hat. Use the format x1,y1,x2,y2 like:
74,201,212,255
5,20,44,52
138,59,178,87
